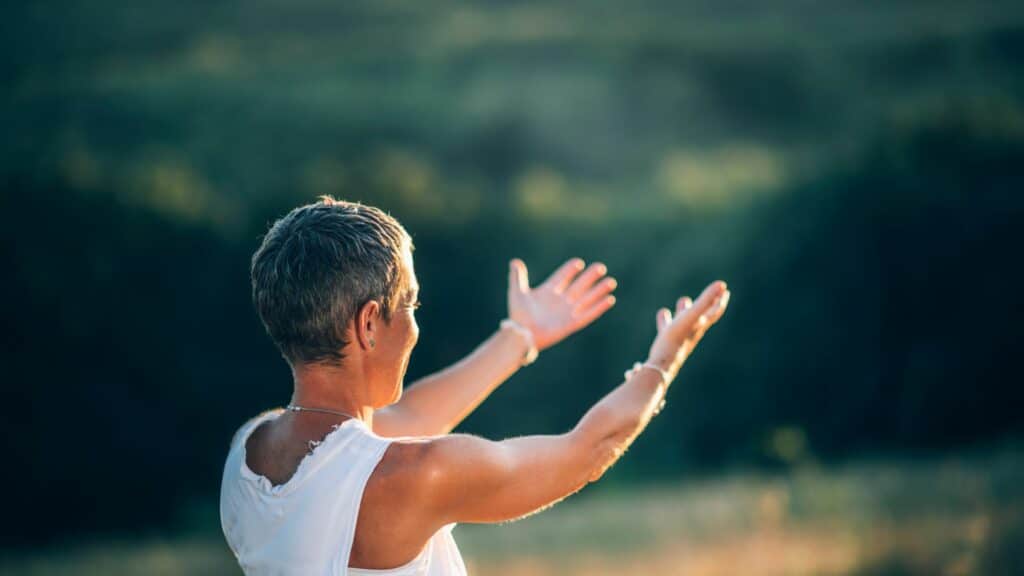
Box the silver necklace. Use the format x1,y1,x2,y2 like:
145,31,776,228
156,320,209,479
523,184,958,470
286,404,358,420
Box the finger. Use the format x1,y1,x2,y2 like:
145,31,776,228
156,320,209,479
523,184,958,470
508,258,530,295
573,295,616,329
675,296,693,315
705,290,730,324
656,308,672,332
677,281,727,327
693,290,731,339
542,258,585,293
566,262,608,301
574,276,617,311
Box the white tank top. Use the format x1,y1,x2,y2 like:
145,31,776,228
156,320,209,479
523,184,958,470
220,409,468,576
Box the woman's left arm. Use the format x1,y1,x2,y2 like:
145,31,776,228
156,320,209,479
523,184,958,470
374,258,617,437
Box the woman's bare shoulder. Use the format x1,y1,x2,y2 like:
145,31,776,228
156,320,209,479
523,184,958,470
229,408,285,448
353,435,469,567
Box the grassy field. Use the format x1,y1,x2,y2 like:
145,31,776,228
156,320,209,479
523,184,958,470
4,447,1022,576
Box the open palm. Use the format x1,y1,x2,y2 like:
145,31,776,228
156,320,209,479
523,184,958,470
507,258,618,351
647,280,730,380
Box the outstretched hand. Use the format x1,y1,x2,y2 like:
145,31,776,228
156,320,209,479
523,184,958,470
647,281,731,381
507,258,617,351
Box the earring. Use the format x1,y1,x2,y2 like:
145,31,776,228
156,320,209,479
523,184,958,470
369,338,376,348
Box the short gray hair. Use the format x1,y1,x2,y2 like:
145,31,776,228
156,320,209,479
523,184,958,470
251,196,413,365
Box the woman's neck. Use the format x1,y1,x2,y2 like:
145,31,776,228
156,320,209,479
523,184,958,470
290,361,376,425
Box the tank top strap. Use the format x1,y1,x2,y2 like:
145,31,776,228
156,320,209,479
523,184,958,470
322,418,394,574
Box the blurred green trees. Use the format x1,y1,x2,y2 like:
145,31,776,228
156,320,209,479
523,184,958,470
3,0,1023,546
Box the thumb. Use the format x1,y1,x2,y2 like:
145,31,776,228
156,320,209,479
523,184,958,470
508,258,530,295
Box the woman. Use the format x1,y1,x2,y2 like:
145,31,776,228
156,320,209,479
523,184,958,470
220,197,730,574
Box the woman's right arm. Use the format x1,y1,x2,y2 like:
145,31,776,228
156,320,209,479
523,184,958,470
413,280,730,526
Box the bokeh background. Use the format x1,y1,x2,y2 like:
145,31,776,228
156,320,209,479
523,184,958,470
3,1,1024,574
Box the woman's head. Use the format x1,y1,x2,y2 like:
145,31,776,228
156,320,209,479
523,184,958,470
251,197,419,403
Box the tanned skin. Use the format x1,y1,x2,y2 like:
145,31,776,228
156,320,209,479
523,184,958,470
244,247,729,569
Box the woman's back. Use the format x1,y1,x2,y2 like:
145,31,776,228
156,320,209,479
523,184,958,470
220,409,467,575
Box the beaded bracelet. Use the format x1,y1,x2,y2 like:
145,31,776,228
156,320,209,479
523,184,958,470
624,362,671,415
500,318,539,366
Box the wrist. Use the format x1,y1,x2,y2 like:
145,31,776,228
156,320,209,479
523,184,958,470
623,361,671,416
499,318,539,366
645,354,681,382
626,361,672,388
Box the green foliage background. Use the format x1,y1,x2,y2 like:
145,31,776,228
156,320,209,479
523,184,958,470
2,0,1023,547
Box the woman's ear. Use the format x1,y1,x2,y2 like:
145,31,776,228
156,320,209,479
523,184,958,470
356,300,381,351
